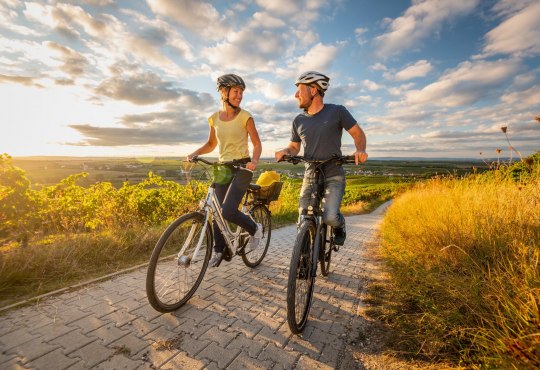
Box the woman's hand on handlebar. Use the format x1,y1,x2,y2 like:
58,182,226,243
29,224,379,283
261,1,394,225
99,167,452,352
246,161,257,171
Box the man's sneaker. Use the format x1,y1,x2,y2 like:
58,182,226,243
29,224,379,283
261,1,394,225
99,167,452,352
333,227,346,246
246,223,263,252
209,252,224,267
223,247,233,262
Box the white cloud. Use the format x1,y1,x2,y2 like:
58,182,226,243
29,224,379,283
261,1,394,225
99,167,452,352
391,60,433,81
500,85,540,108
0,38,59,74
370,63,387,71
387,82,415,96
491,0,537,17
0,1,42,36
255,0,300,15
201,27,288,71
354,27,368,45
255,0,328,27
251,78,287,100
405,58,521,107
361,79,381,91
281,42,340,78
29,2,112,39
250,12,286,28
293,29,319,47
146,0,227,40
375,0,480,58
47,42,88,77
482,1,540,57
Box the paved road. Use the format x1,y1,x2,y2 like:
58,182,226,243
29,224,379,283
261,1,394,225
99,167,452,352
0,202,391,370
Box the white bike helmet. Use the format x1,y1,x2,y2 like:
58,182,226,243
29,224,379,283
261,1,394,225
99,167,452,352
295,71,330,96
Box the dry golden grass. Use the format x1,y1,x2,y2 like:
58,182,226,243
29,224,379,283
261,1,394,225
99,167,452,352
379,159,539,368
0,226,159,307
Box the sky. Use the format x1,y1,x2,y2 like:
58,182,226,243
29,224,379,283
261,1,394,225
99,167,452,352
1,0,539,159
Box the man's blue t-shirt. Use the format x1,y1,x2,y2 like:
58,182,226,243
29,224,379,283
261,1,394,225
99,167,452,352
291,103,357,177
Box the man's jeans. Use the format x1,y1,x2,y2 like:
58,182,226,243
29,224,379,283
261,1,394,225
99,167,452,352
298,174,346,228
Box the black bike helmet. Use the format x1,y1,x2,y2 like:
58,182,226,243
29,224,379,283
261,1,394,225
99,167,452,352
217,74,246,91
217,74,245,109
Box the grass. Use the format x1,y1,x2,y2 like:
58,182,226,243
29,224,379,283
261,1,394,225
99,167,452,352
377,156,540,368
0,173,402,308
0,226,160,307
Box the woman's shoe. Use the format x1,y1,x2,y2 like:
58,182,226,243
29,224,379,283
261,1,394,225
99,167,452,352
209,252,224,267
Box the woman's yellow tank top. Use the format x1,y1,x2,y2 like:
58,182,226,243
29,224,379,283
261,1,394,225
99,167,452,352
208,109,251,162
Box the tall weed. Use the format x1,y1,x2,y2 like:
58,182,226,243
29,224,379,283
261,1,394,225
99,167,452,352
380,153,539,368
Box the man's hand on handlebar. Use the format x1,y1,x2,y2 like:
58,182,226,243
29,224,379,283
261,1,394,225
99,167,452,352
274,149,289,163
353,150,368,165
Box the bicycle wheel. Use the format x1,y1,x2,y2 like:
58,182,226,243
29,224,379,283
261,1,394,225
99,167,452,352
146,212,212,312
242,204,271,268
286,220,317,334
319,224,333,277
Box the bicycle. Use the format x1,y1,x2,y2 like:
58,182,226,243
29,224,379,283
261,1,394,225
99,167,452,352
146,157,277,313
280,154,355,334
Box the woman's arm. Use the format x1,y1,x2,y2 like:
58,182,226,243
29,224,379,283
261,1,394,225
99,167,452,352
246,117,262,170
187,126,218,161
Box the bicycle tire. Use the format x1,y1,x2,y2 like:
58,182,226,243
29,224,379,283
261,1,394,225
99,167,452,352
241,204,271,268
286,220,317,334
319,224,333,276
146,212,212,312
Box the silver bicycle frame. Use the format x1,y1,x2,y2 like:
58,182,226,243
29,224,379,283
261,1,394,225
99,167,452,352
177,183,252,264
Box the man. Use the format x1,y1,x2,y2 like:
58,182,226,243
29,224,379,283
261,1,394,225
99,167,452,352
275,71,368,245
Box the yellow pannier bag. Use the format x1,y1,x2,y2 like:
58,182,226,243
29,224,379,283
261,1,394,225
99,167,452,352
255,171,283,202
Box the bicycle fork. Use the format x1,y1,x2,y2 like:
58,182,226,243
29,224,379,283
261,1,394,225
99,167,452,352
298,215,323,278
177,189,216,267
177,210,211,267
311,217,324,277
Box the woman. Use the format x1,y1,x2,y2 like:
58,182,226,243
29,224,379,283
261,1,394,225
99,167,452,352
187,74,262,267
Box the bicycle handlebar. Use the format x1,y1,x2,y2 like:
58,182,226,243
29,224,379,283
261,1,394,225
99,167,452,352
187,156,247,168
279,154,356,166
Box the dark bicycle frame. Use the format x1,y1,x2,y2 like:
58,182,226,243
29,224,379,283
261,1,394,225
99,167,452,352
283,154,355,276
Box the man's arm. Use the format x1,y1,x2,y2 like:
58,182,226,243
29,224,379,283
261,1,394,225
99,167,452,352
275,141,301,162
347,124,368,165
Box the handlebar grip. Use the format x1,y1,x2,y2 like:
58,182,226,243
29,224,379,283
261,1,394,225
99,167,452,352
279,155,291,162
189,156,213,165
281,155,301,165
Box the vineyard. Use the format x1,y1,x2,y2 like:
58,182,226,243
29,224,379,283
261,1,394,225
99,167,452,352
0,154,408,305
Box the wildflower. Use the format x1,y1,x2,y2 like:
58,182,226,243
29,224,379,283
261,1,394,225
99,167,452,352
500,124,522,162
535,115,540,123
496,148,502,154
